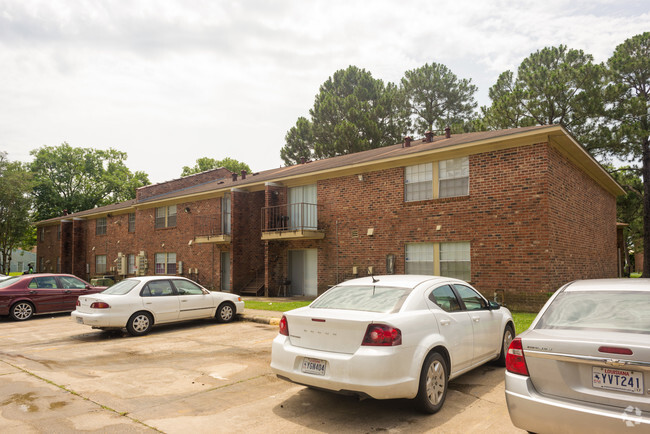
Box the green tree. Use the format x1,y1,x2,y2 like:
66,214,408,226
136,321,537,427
0,152,34,274
181,157,251,177
280,66,409,163
604,32,650,275
401,62,478,133
30,143,150,221
483,45,605,143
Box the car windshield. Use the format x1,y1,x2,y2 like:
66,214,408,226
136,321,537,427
535,291,650,334
310,285,411,313
0,276,21,288
101,279,139,295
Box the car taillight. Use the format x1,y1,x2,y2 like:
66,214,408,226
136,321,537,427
76,299,80,306
90,302,110,309
279,315,289,336
598,346,633,355
506,337,529,376
362,324,402,346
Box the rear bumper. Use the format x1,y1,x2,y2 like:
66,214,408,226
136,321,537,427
270,335,419,400
71,310,126,328
505,371,650,433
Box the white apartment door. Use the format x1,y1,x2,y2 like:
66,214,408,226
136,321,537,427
288,249,317,297
220,251,231,291
288,184,317,230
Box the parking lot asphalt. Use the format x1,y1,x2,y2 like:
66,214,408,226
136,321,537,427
0,309,524,434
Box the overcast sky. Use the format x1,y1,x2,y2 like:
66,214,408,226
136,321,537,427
1,0,648,184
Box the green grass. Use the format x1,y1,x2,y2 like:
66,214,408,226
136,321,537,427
512,311,537,334
244,300,311,312
246,300,538,333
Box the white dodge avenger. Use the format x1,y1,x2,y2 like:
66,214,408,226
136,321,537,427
270,275,514,413
72,276,244,336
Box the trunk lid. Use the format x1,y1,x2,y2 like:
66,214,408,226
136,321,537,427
521,329,650,412
284,307,388,354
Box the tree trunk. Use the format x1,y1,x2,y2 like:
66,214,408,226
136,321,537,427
642,135,650,277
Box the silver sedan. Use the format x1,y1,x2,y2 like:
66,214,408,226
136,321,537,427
505,279,650,433
72,276,244,336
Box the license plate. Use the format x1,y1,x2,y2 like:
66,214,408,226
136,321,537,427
301,357,326,376
593,366,644,394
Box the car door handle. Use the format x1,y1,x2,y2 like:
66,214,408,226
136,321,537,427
64,290,71,293
471,316,480,322
440,319,451,326
181,300,188,302
29,290,37,294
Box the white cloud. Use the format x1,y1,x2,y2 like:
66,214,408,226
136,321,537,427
0,0,647,183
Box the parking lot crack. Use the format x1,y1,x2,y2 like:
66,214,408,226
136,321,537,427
2,359,164,433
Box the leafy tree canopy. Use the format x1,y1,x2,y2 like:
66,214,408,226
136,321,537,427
181,157,251,177
30,143,150,221
483,45,605,144
401,62,478,133
280,66,409,165
0,152,34,273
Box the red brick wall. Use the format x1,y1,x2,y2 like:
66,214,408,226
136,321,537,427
37,224,60,273
262,142,617,311
231,190,265,290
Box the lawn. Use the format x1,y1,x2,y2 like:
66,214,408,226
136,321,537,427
244,300,537,333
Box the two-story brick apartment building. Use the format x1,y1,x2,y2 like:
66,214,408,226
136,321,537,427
36,125,624,310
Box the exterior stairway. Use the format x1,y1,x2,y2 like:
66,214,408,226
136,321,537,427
240,277,265,296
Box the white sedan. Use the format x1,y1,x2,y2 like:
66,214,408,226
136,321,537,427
270,275,514,413
72,276,244,336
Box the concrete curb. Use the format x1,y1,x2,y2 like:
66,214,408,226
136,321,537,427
241,314,280,326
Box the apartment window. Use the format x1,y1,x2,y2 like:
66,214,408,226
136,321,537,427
128,254,136,274
155,205,177,229
222,194,231,235
40,227,45,241
288,184,317,230
405,163,433,202
155,253,177,275
128,213,136,233
405,243,434,275
57,225,61,240
439,157,469,198
57,257,61,273
95,255,107,274
440,242,471,281
96,217,107,235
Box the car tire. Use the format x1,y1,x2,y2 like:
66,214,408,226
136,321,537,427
10,301,35,321
495,324,515,366
415,351,448,414
126,312,153,336
216,302,235,323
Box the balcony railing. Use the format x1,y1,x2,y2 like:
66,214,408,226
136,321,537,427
261,203,324,240
193,215,231,243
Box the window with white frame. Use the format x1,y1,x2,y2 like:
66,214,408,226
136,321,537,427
440,242,471,281
439,157,469,198
405,163,433,202
128,213,136,232
96,217,107,235
128,254,136,274
155,253,177,274
95,255,107,274
155,205,177,229
405,243,434,274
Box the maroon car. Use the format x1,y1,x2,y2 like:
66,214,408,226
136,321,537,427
0,274,107,321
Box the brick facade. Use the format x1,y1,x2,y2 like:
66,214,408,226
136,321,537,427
36,126,623,311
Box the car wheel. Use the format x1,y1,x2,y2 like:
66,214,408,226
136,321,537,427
126,312,153,336
216,302,235,323
415,351,448,414
495,324,515,366
10,301,35,321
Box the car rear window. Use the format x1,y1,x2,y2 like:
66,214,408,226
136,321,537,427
309,285,411,313
535,291,650,334
101,279,139,295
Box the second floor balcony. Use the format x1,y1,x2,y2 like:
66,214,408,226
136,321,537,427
261,203,325,240
193,215,231,244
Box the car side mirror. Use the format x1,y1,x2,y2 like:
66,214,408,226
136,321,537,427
488,301,501,310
